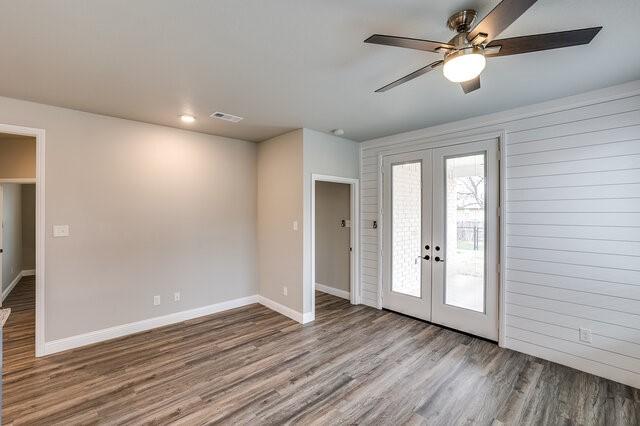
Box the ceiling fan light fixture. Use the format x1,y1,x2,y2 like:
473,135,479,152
443,46,486,83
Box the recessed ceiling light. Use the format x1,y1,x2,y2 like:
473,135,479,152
180,114,196,123
332,129,345,136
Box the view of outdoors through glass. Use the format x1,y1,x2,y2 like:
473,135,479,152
444,154,486,312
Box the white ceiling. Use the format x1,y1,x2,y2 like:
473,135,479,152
0,0,637,142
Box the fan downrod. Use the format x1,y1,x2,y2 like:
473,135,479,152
447,10,477,33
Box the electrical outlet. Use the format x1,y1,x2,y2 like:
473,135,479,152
153,295,161,306
579,327,592,343
283,286,288,296
174,292,181,302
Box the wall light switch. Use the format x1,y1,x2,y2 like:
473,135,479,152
174,292,181,302
154,295,161,306
292,221,298,231
53,225,70,237
283,286,288,296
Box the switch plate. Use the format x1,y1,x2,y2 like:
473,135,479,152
283,286,288,296
579,327,592,343
154,295,161,306
53,225,70,237
174,292,180,302
292,221,298,231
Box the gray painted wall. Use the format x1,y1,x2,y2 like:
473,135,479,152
1,184,22,292
257,130,304,312
0,95,258,342
303,129,359,313
315,181,350,292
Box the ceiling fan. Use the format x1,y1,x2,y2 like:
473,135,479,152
365,0,602,94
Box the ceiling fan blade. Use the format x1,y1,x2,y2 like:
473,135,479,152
460,76,481,94
375,60,443,93
486,27,602,57
365,34,454,53
468,0,538,44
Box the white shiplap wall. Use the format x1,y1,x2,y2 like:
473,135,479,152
359,80,640,388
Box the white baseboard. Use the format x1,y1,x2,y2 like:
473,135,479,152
315,283,350,300
44,295,259,355
256,295,306,323
302,311,315,324
2,269,34,301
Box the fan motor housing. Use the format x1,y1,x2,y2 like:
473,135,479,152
447,10,477,33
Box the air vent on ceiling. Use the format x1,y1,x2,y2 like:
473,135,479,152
210,111,244,123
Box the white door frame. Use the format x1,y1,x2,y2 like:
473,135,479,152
311,174,360,318
377,130,507,346
0,123,46,357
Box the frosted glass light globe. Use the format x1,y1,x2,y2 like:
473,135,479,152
443,48,486,83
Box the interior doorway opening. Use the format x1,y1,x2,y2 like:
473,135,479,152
0,124,45,359
311,174,360,320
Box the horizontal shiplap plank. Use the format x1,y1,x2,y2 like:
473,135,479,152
506,198,640,213
507,258,640,286
507,155,640,179
506,292,640,330
503,95,640,137
507,247,640,272
506,326,640,374
507,281,640,315
507,124,640,157
506,269,640,300
362,251,377,261
362,204,378,214
506,303,640,345
506,235,640,257
505,337,640,389
507,110,640,145
507,183,640,201
506,224,640,241
507,212,640,227
506,315,640,360
506,168,640,189
507,136,640,168
361,188,377,198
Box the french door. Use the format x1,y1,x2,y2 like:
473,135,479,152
382,139,499,340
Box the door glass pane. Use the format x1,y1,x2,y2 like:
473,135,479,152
391,162,422,297
444,154,485,312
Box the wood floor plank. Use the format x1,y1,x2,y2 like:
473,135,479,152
2,279,639,425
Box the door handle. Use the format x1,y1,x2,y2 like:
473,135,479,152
434,256,445,262
423,255,430,260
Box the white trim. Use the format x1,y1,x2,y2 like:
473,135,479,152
498,131,507,348
2,270,26,301
362,80,640,149
44,295,259,355
310,174,360,322
21,269,35,276
256,295,306,323
302,311,315,324
0,123,45,357
315,283,350,300
0,178,36,184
